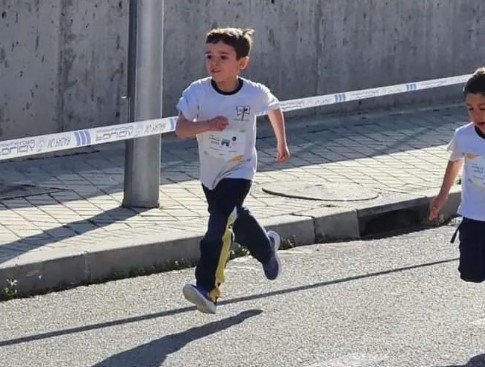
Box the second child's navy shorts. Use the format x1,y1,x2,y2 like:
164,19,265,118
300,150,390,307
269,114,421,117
456,217,485,283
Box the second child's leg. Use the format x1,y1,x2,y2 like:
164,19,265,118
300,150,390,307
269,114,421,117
457,218,485,283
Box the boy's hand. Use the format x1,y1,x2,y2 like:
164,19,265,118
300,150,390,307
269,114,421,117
429,194,448,221
275,142,290,162
207,116,229,131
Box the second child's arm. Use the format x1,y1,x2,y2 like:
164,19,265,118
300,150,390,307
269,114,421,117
175,114,229,138
267,108,290,162
429,158,463,220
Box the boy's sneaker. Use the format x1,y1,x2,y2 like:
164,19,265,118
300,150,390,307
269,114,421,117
182,284,217,314
263,230,281,280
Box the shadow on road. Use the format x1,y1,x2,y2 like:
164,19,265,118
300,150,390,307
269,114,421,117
90,309,262,367
435,354,485,367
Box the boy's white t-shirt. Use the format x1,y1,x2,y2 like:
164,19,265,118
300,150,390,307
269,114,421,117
448,122,485,221
176,77,280,190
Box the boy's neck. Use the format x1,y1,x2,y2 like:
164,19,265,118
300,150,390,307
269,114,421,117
211,78,243,95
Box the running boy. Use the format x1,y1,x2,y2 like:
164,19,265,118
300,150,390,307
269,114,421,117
175,27,290,313
429,67,485,283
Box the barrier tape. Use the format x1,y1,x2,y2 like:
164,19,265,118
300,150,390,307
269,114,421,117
0,74,470,161
279,74,469,112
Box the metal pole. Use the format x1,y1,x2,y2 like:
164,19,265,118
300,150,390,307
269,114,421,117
123,0,163,208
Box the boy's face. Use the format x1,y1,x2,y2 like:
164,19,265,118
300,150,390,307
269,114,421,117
465,93,485,134
205,41,248,89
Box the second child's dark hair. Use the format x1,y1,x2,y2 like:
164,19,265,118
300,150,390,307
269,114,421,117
464,67,485,96
206,27,254,59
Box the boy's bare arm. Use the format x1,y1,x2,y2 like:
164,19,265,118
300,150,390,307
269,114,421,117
267,108,287,144
429,158,463,220
438,159,463,196
175,114,228,138
267,108,290,161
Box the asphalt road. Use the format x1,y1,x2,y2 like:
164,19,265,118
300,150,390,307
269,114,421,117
1,222,484,367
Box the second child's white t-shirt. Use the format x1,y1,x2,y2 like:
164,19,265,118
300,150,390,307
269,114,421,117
448,122,485,221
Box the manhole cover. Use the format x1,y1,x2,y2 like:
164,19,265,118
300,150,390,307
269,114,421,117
0,184,64,200
262,181,379,202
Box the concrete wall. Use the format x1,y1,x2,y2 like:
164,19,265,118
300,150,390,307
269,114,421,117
57,0,127,132
0,0,128,139
1,0,484,140
0,1,61,138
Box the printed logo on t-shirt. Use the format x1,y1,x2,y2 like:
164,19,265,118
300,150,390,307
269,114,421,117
204,130,246,162
235,106,251,121
465,154,485,189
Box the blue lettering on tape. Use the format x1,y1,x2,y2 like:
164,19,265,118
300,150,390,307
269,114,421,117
47,136,71,149
0,139,36,157
74,131,81,146
94,126,134,143
334,93,347,103
74,130,91,146
406,83,417,91
143,121,170,135
84,130,91,145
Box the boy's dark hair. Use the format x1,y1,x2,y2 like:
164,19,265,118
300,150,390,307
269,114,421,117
206,27,254,59
464,67,485,96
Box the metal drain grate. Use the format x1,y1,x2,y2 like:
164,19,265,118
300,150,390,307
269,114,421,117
262,181,380,202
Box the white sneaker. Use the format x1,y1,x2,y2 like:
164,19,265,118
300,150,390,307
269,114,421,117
182,284,217,314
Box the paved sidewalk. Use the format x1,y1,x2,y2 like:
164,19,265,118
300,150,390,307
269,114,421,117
0,104,466,295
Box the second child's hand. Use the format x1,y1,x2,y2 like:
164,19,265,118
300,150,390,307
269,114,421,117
429,194,448,221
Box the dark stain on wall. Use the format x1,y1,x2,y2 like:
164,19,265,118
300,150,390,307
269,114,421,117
0,106,4,136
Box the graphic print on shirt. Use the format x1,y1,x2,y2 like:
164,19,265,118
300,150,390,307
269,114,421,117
235,106,251,121
204,105,253,162
465,153,485,189
205,130,246,162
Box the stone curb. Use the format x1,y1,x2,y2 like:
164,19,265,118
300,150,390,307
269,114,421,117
0,187,461,296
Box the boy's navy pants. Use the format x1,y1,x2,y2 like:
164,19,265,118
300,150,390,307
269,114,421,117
197,178,273,301
457,217,485,283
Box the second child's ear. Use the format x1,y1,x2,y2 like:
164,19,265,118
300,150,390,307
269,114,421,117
239,56,249,70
